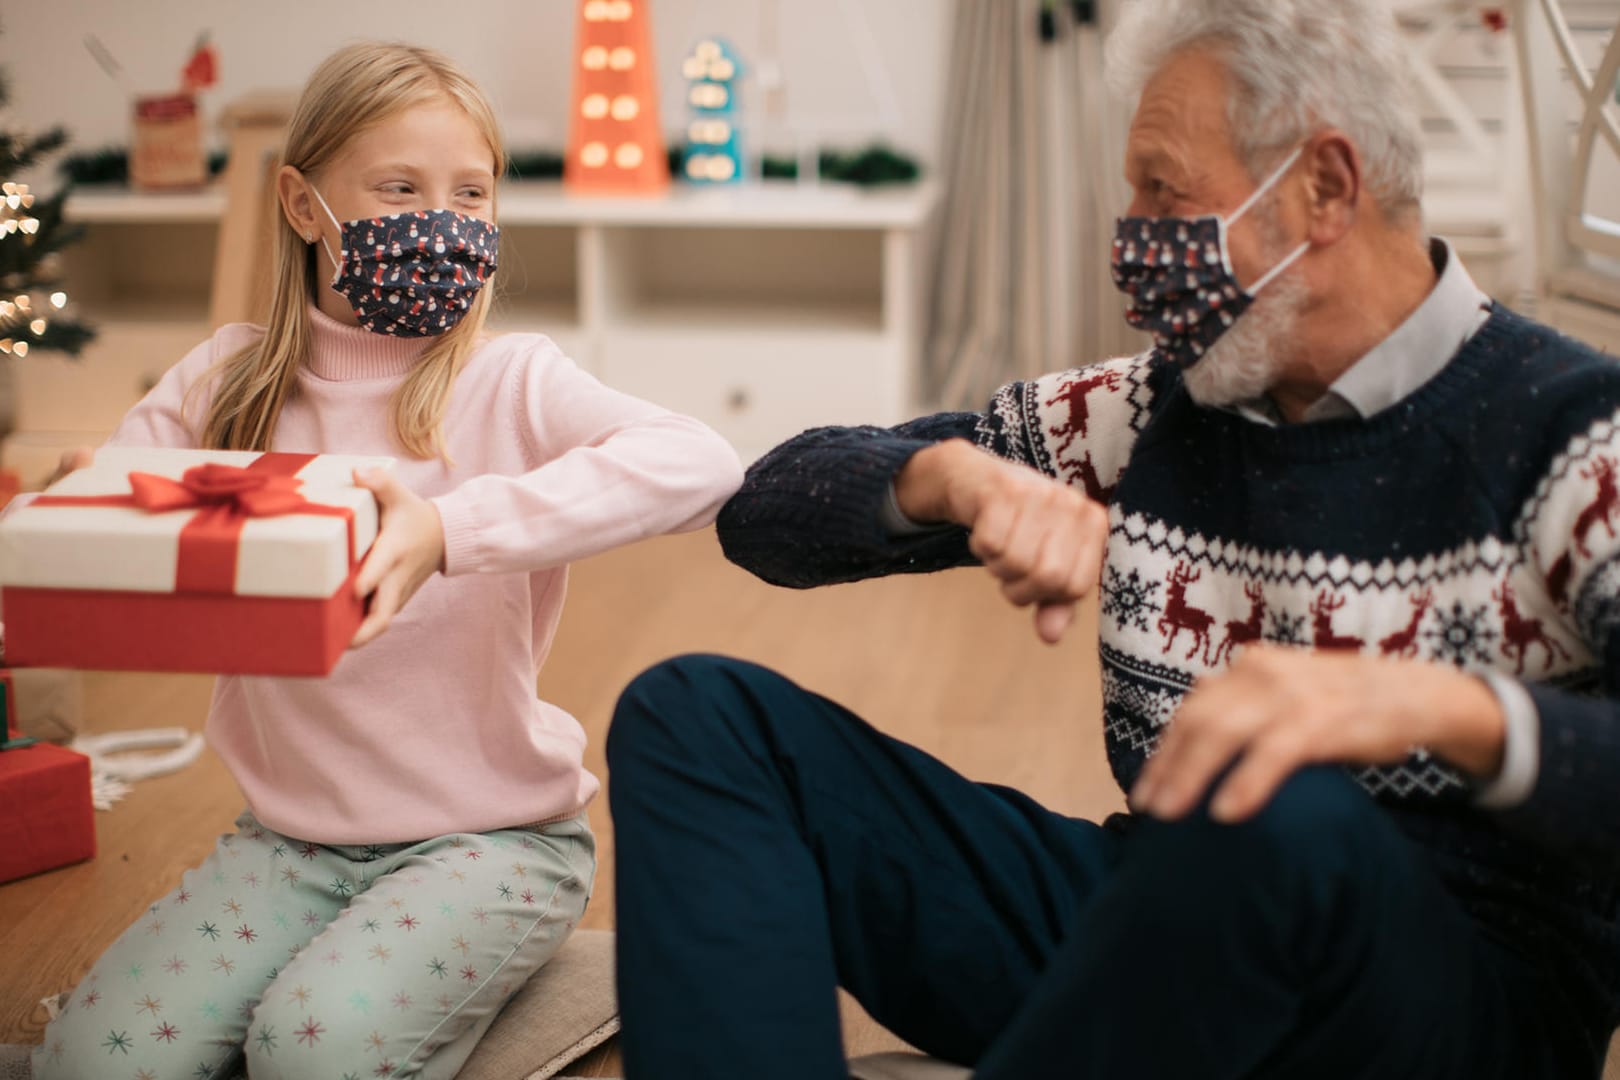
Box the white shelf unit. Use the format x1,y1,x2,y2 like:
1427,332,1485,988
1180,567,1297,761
494,182,939,461
3,179,937,482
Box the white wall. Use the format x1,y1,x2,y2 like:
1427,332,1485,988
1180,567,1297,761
0,0,955,167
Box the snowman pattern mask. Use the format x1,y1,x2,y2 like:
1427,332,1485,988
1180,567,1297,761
311,187,499,337
1111,145,1308,370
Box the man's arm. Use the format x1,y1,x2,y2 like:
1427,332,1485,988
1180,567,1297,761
715,413,983,589
718,417,1110,644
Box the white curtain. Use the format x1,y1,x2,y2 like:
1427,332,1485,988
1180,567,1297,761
922,0,1146,411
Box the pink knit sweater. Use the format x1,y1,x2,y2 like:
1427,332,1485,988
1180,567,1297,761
105,307,743,843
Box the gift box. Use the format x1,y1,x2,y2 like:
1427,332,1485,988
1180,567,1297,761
0,447,390,676
9,668,85,742
0,669,95,883
130,92,207,190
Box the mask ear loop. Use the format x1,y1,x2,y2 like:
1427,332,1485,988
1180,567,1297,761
1226,144,1305,226
1245,241,1309,297
1226,144,1309,298
307,185,346,288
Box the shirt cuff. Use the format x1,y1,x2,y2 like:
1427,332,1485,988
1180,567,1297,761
879,480,952,536
1473,670,1540,809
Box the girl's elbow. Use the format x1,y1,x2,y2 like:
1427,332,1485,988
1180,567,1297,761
696,427,745,501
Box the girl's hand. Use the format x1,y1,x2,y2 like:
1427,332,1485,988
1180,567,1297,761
46,447,95,487
349,467,446,648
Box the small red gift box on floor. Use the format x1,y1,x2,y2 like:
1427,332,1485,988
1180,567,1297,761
0,447,390,676
0,669,95,883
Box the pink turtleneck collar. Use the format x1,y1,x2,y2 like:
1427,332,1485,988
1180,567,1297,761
304,304,433,382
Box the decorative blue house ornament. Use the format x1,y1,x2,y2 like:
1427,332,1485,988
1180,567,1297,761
682,38,745,184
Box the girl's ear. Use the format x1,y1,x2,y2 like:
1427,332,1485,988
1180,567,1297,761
277,165,322,244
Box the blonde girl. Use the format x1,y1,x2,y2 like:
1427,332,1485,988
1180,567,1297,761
34,42,741,1080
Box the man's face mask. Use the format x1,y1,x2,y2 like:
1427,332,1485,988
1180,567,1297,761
1110,145,1308,370
311,186,499,337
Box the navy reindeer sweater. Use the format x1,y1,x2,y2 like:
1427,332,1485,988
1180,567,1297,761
717,306,1620,1047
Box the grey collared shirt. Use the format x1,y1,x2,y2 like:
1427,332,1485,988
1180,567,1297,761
884,238,1537,807
1229,237,1492,425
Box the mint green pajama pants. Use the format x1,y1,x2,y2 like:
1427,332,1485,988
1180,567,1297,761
34,808,595,1080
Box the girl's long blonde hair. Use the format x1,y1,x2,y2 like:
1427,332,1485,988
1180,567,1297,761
198,42,504,458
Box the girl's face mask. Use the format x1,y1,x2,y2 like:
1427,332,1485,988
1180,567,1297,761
1110,145,1308,370
311,187,499,337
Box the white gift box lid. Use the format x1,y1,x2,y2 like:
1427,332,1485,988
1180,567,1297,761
0,447,393,599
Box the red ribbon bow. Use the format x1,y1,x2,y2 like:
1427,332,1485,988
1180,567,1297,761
127,463,312,518
35,453,356,595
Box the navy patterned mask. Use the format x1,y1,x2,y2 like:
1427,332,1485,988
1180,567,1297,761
312,188,499,337
1111,146,1307,370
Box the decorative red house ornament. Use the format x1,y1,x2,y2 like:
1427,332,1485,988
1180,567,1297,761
565,0,670,195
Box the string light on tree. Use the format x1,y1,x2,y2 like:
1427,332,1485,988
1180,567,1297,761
0,51,94,360
566,0,669,195
0,177,90,357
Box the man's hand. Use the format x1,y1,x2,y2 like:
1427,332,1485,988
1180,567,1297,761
350,468,446,649
894,438,1108,644
1130,645,1507,822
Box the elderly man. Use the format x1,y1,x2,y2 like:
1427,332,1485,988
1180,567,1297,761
606,1,1620,1076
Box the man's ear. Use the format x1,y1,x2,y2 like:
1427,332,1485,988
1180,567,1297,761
277,165,322,244
1301,130,1361,246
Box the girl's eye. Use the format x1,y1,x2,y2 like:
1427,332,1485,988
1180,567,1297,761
458,187,488,201
380,183,413,195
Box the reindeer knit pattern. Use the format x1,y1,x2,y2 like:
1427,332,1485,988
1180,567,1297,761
717,305,1620,1038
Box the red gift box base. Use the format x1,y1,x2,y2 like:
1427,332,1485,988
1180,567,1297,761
0,742,95,883
2,574,363,676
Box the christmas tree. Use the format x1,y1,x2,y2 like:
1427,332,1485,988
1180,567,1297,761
0,67,93,357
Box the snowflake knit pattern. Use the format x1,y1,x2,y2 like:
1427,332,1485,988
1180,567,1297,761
717,303,1620,1041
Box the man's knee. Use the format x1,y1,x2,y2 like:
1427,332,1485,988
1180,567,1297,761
1142,766,1387,884
1243,766,1382,856
608,654,776,772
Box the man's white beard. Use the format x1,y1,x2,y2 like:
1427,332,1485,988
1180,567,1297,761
1181,263,1309,409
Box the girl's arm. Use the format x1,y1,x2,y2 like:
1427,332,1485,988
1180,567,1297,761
431,341,744,576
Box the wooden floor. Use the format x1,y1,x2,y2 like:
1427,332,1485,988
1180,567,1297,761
0,526,1120,1072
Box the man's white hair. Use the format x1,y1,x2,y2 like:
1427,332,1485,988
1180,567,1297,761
1105,0,1426,218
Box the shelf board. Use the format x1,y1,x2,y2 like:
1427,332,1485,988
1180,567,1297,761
499,179,940,230
65,185,228,224
608,298,884,337
62,178,937,238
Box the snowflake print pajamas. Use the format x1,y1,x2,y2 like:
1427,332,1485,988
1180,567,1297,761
34,811,594,1080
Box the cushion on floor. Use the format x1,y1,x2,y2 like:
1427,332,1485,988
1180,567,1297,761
457,927,620,1080
847,1052,972,1080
